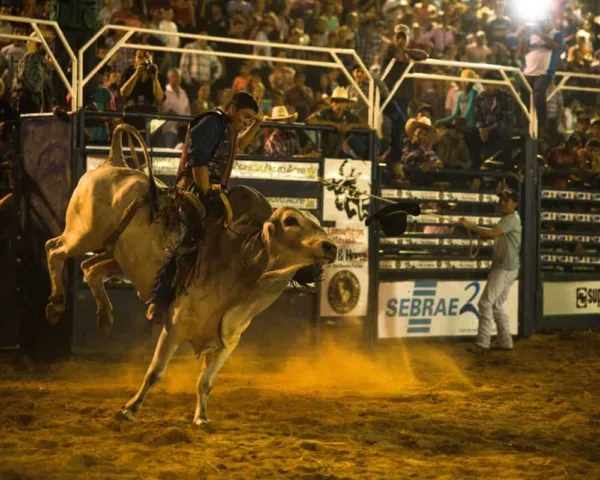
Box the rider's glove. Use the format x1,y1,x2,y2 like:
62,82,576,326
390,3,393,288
201,188,226,219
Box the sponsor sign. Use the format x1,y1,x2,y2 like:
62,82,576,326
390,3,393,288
379,260,492,270
322,158,371,223
544,281,600,316
542,190,600,202
231,160,319,181
382,189,497,204
267,197,318,210
378,280,519,338
320,226,369,317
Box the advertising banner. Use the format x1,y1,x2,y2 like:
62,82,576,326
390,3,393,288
544,281,600,316
231,160,319,181
378,280,519,338
320,225,369,317
322,158,371,223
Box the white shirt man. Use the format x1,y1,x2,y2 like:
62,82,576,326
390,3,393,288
459,189,521,352
160,69,191,148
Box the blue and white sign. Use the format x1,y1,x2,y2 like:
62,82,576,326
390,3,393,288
378,280,519,338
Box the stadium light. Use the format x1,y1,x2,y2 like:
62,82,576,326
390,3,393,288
509,0,552,24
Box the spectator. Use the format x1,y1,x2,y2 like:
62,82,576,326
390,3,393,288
474,71,513,167
355,18,384,69
574,111,591,144
568,31,592,61
285,71,314,122
173,0,197,32
12,41,51,114
192,81,215,116
99,0,117,26
111,0,141,28
307,86,366,158
160,68,191,148
232,60,252,93
104,69,125,112
120,50,165,132
227,0,254,17
577,138,600,186
520,19,564,136
201,2,228,38
464,31,492,63
413,0,437,27
590,117,600,141
546,80,565,141
217,87,233,109
437,69,480,128
322,1,340,32
179,33,223,98
264,106,300,157
268,57,295,92
544,133,582,188
404,104,434,137
160,7,181,70
253,13,278,70
422,11,455,56
396,116,443,186
434,117,472,171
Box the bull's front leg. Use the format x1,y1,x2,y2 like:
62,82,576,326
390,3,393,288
120,327,181,420
194,344,236,426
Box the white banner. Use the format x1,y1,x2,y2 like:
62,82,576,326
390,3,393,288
231,160,319,181
544,282,600,316
322,158,371,223
320,226,369,317
378,280,519,338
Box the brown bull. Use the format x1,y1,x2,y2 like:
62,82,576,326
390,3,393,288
45,124,337,424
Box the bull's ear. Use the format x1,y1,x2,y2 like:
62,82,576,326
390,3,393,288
262,220,276,245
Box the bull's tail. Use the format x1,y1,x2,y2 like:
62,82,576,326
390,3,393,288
103,124,159,222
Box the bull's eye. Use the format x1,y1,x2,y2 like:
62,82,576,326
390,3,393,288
284,216,299,227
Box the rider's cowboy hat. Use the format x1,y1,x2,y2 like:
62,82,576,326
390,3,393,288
405,116,434,137
266,106,298,122
366,201,421,237
323,86,357,104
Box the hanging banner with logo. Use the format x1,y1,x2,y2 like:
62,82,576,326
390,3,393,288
322,158,371,223
378,280,519,338
320,225,369,317
544,281,600,316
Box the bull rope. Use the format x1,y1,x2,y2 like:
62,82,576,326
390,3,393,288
317,177,481,259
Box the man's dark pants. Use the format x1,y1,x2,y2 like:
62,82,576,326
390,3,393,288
526,74,552,136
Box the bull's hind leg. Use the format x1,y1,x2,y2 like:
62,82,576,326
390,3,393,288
81,252,123,335
45,236,69,325
46,232,101,325
120,327,181,420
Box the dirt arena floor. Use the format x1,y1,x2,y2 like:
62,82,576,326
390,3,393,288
1,331,599,480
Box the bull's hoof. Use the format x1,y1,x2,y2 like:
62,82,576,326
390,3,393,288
97,308,114,335
193,416,212,428
46,302,65,325
117,408,137,421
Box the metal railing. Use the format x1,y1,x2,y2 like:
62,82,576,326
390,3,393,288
377,58,535,138
78,24,375,128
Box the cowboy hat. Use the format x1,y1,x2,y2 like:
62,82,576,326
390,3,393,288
405,116,434,137
365,202,421,236
323,86,357,103
266,106,298,122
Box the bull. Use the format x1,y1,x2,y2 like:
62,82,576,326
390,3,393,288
45,125,337,424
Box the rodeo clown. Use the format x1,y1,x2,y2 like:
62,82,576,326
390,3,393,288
459,188,521,353
146,91,263,323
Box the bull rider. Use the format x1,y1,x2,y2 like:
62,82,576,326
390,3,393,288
146,91,263,323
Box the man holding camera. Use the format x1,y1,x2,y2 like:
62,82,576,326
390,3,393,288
120,50,165,109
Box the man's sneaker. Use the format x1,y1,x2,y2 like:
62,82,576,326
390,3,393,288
491,338,513,350
467,343,489,355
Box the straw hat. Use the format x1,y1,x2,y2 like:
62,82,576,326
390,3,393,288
324,86,356,103
405,116,434,137
460,69,478,80
266,106,298,122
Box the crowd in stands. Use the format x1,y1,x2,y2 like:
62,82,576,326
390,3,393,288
0,0,598,194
